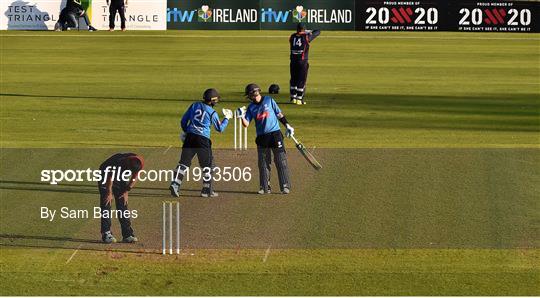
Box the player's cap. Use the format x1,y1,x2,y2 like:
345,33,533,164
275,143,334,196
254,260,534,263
245,83,261,96
297,23,306,32
203,88,220,104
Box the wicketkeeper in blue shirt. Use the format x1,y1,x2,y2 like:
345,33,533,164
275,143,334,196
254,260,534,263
169,88,232,198
238,83,295,194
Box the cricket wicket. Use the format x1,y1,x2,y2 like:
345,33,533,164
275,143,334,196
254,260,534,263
234,111,247,150
162,201,180,255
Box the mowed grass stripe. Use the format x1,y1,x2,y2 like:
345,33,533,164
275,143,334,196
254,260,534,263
0,248,538,295
1,31,538,148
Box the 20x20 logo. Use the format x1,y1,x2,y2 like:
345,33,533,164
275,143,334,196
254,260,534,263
366,7,438,25
458,8,531,26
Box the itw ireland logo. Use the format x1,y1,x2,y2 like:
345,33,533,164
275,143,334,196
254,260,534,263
292,6,306,22
198,5,212,22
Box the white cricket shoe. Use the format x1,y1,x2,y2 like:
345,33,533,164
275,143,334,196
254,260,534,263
102,231,117,244
169,182,180,197
201,190,218,198
123,235,138,243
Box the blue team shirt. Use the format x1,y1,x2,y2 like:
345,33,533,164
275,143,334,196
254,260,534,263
245,96,282,136
181,102,228,139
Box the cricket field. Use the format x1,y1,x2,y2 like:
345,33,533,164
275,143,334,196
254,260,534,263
0,30,539,295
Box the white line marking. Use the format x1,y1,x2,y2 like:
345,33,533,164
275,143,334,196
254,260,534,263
262,245,271,263
65,244,82,264
163,145,172,154
0,34,538,41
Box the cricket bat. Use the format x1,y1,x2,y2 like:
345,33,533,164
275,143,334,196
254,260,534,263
290,135,322,170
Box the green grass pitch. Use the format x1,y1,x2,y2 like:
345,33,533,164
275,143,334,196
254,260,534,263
0,30,539,295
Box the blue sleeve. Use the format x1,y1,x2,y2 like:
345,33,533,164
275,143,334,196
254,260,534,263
271,98,282,115
211,111,228,133
180,105,192,132
244,106,253,123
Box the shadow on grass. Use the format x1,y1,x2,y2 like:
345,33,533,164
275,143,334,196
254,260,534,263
0,233,101,244
3,92,537,134
0,180,254,197
0,234,153,255
0,93,249,104
0,243,156,255
304,92,540,132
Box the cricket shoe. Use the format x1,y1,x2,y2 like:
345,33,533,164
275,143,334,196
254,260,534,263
169,182,180,197
258,184,272,194
201,189,218,198
122,235,138,243
102,231,117,244
290,99,297,104
282,187,290,194
88,26,98,31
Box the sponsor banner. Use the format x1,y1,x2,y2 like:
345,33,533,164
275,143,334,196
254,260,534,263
91,0,166,30
356,0,445,31
167,0,259,30
260,0,355,30
1,0,90,30
355,0,538,32
166,0,354,30
451,1,538,33
3,0,537,32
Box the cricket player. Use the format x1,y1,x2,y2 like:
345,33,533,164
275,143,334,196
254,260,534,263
98,153,144,243
107,0,127,31
239,83,294,194
289,23,320,105
54,0,97,31
170,89,232,198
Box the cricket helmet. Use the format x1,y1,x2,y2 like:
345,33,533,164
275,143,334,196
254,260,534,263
203,88,220,106
269,84,280,94
244,83,261,96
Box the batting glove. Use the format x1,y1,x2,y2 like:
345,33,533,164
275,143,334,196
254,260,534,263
236,106,247,118
285,124,294,138
222,108,233,120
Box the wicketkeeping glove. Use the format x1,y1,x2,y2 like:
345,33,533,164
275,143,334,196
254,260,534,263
236,106,247,118
222,108,233,120
285,124,295,138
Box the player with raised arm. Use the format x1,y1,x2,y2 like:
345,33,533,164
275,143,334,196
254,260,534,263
289,23,321,105
169,89,232,198
239,83,295,194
